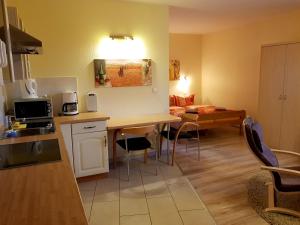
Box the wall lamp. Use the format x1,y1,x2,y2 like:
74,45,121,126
177,74,191,96
109,34,134,40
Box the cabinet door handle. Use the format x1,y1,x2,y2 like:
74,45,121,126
283,94,287,100
84,125,96,129
104,136,107,147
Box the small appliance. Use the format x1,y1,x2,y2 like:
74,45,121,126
14,97,53,120
86,92,97,112
12,97,55,135
62,91,79,116
18,79,38,98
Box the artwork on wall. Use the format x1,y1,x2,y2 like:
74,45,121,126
169,59,180,81
94,59,152,87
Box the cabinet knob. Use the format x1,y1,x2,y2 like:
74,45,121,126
283,95,287,100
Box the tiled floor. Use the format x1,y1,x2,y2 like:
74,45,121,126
78,158,216,225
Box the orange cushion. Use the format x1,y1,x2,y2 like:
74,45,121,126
185,94,195,106
169,106,185,116
175,94,195,107
169,95,176,106
176,96,187,107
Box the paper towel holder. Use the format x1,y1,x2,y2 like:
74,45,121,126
86,92,97,112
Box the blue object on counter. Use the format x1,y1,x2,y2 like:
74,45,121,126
5,130,17,138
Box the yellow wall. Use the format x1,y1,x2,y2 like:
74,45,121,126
8,0,169,116
202,9,300,117
169,33,202,103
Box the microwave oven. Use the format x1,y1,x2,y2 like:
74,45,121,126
14,98,53,121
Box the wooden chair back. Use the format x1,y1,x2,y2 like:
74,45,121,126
120,125,156,137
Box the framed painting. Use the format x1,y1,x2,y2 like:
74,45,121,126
94,59,152,87
169,59,180,81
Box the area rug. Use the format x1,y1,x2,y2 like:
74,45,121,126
248,171,300,225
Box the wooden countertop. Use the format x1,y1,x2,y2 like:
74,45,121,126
0,112,109,225
55,112,110,124
107,113,181,130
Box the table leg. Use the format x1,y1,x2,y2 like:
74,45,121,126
156,124,161,159
167,122,170,164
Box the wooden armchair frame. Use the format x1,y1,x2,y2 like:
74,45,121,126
271,148,300,157
261,164,300,217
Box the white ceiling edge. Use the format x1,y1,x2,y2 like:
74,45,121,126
169,6,300,34
120,0,300,34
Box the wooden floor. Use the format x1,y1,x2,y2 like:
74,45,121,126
172,127,300,225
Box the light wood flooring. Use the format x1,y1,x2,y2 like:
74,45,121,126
171,127,300,225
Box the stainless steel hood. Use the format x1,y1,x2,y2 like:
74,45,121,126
0,25,42,54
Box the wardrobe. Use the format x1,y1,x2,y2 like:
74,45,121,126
258,42,300,152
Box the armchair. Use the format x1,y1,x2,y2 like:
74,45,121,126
243,117,300,217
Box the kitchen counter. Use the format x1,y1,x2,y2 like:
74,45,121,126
0,112,110,225
55,112,110,124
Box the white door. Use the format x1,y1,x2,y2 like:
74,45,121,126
280,43,300,152
73,131,108,178
258,45,286,148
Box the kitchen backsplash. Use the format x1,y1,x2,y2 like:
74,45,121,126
5,76,78,116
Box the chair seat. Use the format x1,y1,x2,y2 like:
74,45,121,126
117,137,151,151
277,166,300,192
161,127,193,140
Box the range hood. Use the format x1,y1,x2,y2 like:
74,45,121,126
0,25,42,54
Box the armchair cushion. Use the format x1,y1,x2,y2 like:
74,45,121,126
277,166,300,192
252,129,279,167
161,127,193,140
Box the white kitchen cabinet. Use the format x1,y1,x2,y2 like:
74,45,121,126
72,131,108,178
60,124,73,169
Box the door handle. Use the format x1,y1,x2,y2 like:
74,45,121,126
283,94,287,100
83,125,96,129
104,136,107,147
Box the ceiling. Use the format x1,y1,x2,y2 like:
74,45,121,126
122,0,300,33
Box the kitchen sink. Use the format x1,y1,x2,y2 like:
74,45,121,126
0,138,61,169
11,128,53,137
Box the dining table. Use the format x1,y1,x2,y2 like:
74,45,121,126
107,113,181,168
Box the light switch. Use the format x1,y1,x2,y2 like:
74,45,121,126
152,87,158,93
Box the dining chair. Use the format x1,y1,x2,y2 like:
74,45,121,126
116,125,158,180
160,113,200,166
243,116,300,217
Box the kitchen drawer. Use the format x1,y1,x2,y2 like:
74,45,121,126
72,121,106,134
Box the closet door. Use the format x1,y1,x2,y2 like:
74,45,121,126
258,45,286,148
279,43,300,151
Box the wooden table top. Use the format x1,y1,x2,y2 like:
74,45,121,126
107,113,181,130
0,113,110,225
